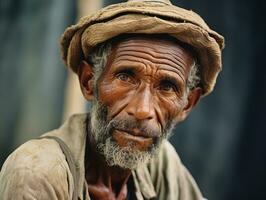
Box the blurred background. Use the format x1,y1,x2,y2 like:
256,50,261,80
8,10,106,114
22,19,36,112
0,0,266,199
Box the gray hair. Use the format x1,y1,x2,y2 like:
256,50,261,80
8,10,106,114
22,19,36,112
87,42,201,93
187,60,201,91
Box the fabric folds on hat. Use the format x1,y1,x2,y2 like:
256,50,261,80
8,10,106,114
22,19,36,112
61,0,224,96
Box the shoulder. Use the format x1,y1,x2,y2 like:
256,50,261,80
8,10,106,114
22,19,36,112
148,140,204,200
0,136,70,199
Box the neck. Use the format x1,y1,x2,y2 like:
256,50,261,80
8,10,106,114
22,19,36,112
85,136,132,199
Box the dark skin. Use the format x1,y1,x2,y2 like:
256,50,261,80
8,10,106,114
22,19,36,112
78,36,202,200
84,145,130,200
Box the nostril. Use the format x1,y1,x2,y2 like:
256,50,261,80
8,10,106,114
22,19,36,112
147,116,153,120
127,111,134,116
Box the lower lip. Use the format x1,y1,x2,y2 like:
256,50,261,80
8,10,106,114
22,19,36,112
112,130,153,151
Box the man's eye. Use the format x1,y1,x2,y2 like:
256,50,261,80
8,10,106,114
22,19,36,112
116,73,131,82
159,82,177,92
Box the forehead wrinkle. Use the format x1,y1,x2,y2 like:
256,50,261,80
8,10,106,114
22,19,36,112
113,58,150,72
116,46,189,74
114,49,187,75
113,54,155,68
157,67,186,84
158,64,186,76
154,49,189,69
113,56,155,76
118,40,194,64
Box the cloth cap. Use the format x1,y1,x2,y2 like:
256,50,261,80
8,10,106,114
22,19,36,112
61,0,225,96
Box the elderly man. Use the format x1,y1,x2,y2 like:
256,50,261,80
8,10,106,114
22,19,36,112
0,0,224,199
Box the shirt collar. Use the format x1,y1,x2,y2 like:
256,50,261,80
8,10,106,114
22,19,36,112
133,167,157,199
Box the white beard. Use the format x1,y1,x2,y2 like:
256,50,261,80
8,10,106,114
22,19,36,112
97,137,157,169
90,100,174,170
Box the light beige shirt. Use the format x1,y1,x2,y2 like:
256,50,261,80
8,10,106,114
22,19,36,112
0,114,204,200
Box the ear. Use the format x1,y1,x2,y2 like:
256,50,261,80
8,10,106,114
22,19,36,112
177,87,202,122
77,60,94,101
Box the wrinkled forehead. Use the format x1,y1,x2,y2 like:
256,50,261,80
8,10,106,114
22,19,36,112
111,34,197,61
106,34,196,77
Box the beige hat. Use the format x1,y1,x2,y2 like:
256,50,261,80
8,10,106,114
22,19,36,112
61,0,224,96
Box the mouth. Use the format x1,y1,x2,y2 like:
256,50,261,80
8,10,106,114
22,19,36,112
112,129,153,151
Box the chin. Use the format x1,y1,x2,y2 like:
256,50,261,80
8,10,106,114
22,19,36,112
96,137,163,170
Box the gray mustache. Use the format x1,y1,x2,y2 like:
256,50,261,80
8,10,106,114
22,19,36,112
108,118,161,138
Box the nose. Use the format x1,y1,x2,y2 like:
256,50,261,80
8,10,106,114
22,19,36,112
125,87,155,120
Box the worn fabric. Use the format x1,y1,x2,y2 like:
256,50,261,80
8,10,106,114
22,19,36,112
0,113,205,200
60,0,224,96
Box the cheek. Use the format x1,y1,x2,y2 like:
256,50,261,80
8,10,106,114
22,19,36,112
157,96,185,122
98,79,134,114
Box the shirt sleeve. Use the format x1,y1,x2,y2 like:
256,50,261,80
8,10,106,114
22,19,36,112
0,139,71,200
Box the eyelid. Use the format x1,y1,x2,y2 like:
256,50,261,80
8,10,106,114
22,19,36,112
113,66,136,76
159,77,184,95
160,81,178,92
115,69,137,84
160,77,179,89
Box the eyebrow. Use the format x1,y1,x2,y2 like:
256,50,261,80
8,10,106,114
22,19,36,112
159,74,180,86
111,62,144,74
158,67,188,89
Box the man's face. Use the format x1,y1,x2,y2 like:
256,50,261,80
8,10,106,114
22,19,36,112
88,37,197,169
